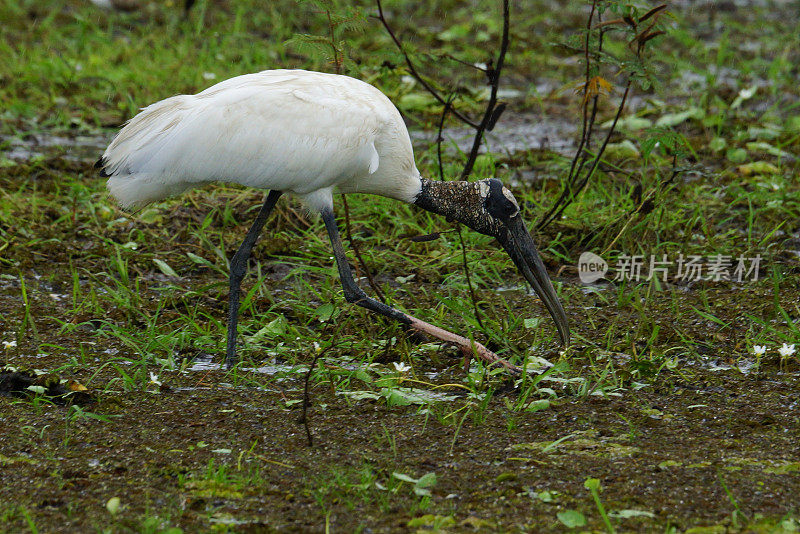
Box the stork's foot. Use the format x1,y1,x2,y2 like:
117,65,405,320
407,316,521,375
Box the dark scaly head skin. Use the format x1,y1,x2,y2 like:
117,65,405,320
414,178,570,345
415,179,514,234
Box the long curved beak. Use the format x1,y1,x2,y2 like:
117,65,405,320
499,216,570,345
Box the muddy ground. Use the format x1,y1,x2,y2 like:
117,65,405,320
1,361,799,532
2,0,800,532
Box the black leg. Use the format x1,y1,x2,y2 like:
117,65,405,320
321,208,412,325
321,207,520,374
226,190,283,369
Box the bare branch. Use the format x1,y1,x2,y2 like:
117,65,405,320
460,0,510,179
536,0,598,229
342,195,386,303
543,81,632,227
457,224,485,329
374,0,478,128
436,96,454,181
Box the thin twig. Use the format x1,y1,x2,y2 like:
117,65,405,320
452,0,509,332
322,5,386,303
536,0,597,229
538,1,638,230
442,53,488,71
436,97,484,326
460,0,510,179
582,9,605,151
326,8,341,73
544,81,631,225
457,225,485,328
570,9,605,184
374,0,478,128
553,80,631,220
300,342,339,447
571,2,600,179
436,96,454,181
342,195,386,302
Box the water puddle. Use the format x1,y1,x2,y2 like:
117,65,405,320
410,114,577,158
1,133,109,163
187,354,221,372
187,353,308,375
696,357,758,374
493,284,537,296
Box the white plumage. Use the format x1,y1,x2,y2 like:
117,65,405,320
103,70,422,212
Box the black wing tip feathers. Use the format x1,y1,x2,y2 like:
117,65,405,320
95,157,110,177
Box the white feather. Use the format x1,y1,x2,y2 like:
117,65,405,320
102,70,423,211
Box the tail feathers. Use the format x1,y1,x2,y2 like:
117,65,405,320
95,157,110,177
100,95,193,178
100,95,198,209
107,173,195,210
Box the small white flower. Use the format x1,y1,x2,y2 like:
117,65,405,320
778,343,796,358
202,72,217,80
738,86,757,99
2,340,17,349
149,372,162,386
392,361,411,373
752,345,766,356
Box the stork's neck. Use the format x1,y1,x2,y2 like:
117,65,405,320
412,179,499,236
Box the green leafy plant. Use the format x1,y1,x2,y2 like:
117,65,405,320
585,477,616,533
392,471,437,497
538,1,673,229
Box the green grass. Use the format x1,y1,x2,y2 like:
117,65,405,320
1,0,800,531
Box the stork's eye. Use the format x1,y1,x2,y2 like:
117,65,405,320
484,180,520,219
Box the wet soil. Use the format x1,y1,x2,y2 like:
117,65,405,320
0,142,799,532
1,366,798,532
2,0,800,528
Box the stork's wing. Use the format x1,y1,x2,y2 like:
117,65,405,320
101,70,390,209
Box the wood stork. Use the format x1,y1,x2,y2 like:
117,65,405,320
97,69,569,372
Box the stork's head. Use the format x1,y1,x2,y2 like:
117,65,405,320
414,178,570,345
